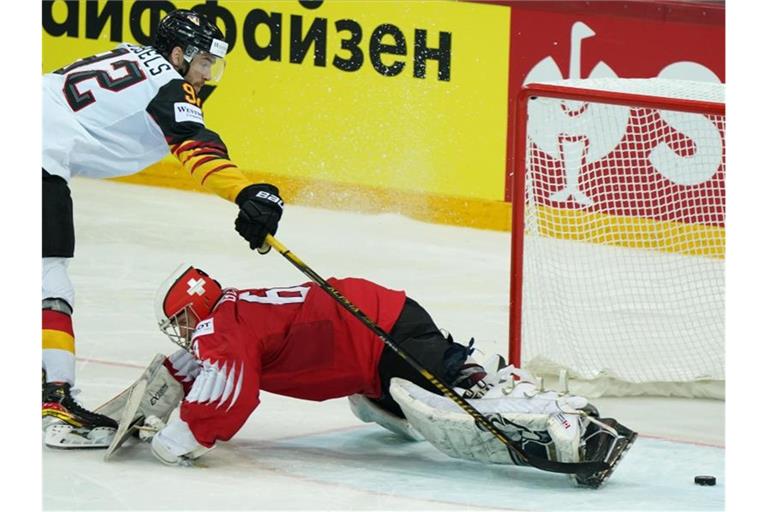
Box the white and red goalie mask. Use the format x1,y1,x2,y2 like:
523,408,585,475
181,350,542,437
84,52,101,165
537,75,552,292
155,264,223,350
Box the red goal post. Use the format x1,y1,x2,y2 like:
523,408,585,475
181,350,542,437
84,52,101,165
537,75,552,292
509,79,725,398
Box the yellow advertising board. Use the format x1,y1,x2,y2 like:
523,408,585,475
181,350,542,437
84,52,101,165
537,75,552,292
42,1,512,229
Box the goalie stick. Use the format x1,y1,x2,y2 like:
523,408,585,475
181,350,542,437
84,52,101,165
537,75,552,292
104,378,147,460
264,234,630,487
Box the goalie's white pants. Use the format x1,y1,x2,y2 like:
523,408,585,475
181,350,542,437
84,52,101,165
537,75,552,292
42,257,76,384
390,377,586,465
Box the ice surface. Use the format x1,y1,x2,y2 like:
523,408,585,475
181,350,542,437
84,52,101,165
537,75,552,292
42,178,724,510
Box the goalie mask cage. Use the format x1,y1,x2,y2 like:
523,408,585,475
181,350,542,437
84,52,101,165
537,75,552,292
510,78,725,398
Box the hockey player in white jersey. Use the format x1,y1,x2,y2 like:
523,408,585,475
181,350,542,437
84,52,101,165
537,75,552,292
42,9,283,447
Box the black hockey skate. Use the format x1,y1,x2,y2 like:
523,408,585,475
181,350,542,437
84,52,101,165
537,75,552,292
42,381,117,430
576,417,637,488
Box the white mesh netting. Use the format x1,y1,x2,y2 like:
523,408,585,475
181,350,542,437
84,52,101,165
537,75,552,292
517,78,725,398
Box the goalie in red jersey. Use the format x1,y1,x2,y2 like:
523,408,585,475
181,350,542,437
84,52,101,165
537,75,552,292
148,264,486,460
138,264,634,483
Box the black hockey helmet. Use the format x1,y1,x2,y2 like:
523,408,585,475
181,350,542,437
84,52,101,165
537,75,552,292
153,9,228,63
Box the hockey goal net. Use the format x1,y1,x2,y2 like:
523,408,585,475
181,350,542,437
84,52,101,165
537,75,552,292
510,78,725,398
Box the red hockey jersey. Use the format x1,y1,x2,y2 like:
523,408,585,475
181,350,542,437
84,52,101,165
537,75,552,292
180,277,406,447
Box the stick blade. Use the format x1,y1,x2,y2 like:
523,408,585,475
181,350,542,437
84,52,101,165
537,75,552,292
103,379,147,461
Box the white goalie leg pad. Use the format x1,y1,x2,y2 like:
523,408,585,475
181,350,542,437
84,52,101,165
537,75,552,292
482,368,587,464
547,413,582,464
390,377,587,465
481,365,588,412
96,353,184,424
348,394,424,441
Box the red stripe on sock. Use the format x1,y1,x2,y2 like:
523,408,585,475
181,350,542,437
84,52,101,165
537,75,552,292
42,309,73,336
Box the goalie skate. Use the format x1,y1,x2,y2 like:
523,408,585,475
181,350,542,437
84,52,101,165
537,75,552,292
104,378,147,461
574,417,637,488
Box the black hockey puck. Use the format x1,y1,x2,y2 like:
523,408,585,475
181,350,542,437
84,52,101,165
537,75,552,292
694,475,716,486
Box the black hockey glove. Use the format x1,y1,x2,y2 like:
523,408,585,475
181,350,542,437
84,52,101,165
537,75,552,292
235,183,284,254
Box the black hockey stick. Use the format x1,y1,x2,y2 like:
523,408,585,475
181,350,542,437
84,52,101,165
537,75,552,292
265,234,610,479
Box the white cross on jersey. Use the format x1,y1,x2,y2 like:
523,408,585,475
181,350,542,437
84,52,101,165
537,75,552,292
187,278,207,296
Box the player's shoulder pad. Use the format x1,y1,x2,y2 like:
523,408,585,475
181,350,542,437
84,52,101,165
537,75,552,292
147,79,209,140
161,79,205,124
217,288,239,307
155,79,204,106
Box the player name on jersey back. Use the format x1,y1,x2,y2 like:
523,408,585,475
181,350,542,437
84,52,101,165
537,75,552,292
124,43,176,78
42,43,188,181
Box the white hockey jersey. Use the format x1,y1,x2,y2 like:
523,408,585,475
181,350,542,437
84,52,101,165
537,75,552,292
42,43,252,203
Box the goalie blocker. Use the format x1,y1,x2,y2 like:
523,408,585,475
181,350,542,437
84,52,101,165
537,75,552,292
44,350,196,450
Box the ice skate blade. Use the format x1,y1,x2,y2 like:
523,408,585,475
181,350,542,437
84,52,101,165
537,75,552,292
44,423,115,449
